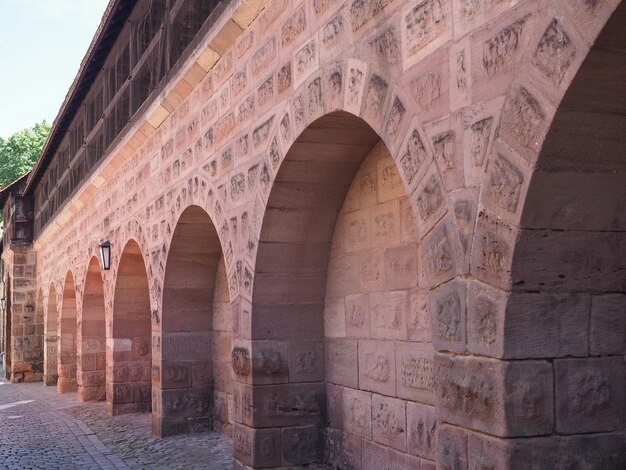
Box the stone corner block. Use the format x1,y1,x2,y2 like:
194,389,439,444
233,423,282,468
429,279,467,353
436,424,468,470
468,431,626,469
466,280,505,358
555,356,625,434
281,425,324,466
435,353,553,437
251,382,326,428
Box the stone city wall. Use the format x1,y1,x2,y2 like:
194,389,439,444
3,0,624,468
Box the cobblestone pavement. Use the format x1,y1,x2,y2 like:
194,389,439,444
0,375,233,470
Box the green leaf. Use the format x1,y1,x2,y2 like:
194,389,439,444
0,121,51,187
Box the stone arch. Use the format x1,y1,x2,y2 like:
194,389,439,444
431,3,626,466
243,61,463,322
249,60,454,255
238,109,436,467
58,270,78,393
500,2,624,461
108,239,152,416
77,256,106,402
503,1,626,358
109,218,157,324
161,181,237,303
110,219,152,281
153,204,231,437
34,289,45,382
44,283,58,386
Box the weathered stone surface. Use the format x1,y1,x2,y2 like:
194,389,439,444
251,341,289,385
368,27,401,67
554,357,625,434
159,361,192,389
325,338,358,388
159,388,212,419
361,439,390,470
466,280,505,357
589,294,626,355
326,383,344,429
288,339,324,383
468,431,626,469
398,126,430,192
251,383,325,428
408,288,431,342
162,333,211,362
482,18,527,77
503,293,589,359
471,210,517,289
435,354,554,437
450,37,471,110
384,243,418,290
485,152,525,215
436,424,467,470
371,393,406,451
5,1,624,467
358,339,396,396
396,342,434,404
233,423,281,467
345,293,370,338
521,170,626,231
511,229,626,293
429,279,466,353
407,402,436,460
325,427,363,470
350,0,396,33
281,425,324,465
324,297,346,338
422,218,457,286
532,18,577,86
370,291,407,340
471,3,538,100
343,387,372,439
414,170,447,234
232,347,251,376
402,0,452,67
499,84,551,163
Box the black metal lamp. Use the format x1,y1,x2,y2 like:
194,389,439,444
99,241,112,270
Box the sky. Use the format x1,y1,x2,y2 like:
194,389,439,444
0,0,109,138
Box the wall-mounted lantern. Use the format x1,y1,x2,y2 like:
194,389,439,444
99,241,112,271
1,297,6,310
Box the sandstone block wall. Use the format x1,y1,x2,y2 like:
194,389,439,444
6,249,41,383
1,0,624,468
323,141,434,466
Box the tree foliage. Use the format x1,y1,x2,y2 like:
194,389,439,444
0,121,51,187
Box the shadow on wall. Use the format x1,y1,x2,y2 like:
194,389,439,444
247,112,435,468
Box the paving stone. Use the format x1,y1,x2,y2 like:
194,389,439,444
0,377,233,469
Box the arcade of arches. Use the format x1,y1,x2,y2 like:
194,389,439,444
1,0,624,468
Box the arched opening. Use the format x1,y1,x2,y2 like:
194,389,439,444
33,289,45,381
249,112,432,467
44,284,58,386
58,272,78,393
506,3,625,460
78,257,106,402
108,240,151,415
154,205,230,437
